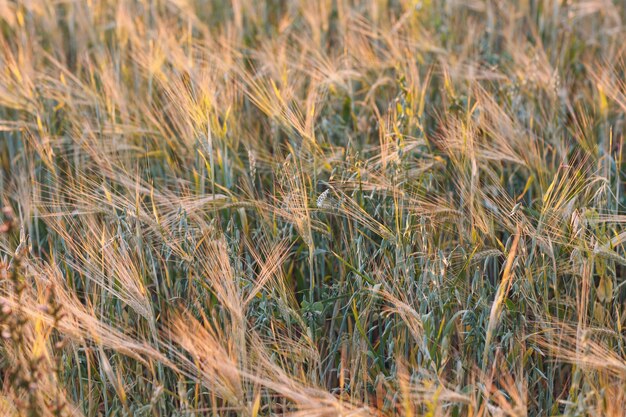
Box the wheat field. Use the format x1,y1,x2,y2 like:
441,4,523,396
0,0,625,416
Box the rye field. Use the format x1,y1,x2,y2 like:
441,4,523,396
0,0,625,416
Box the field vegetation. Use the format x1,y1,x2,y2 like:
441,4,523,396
0,0,625,415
